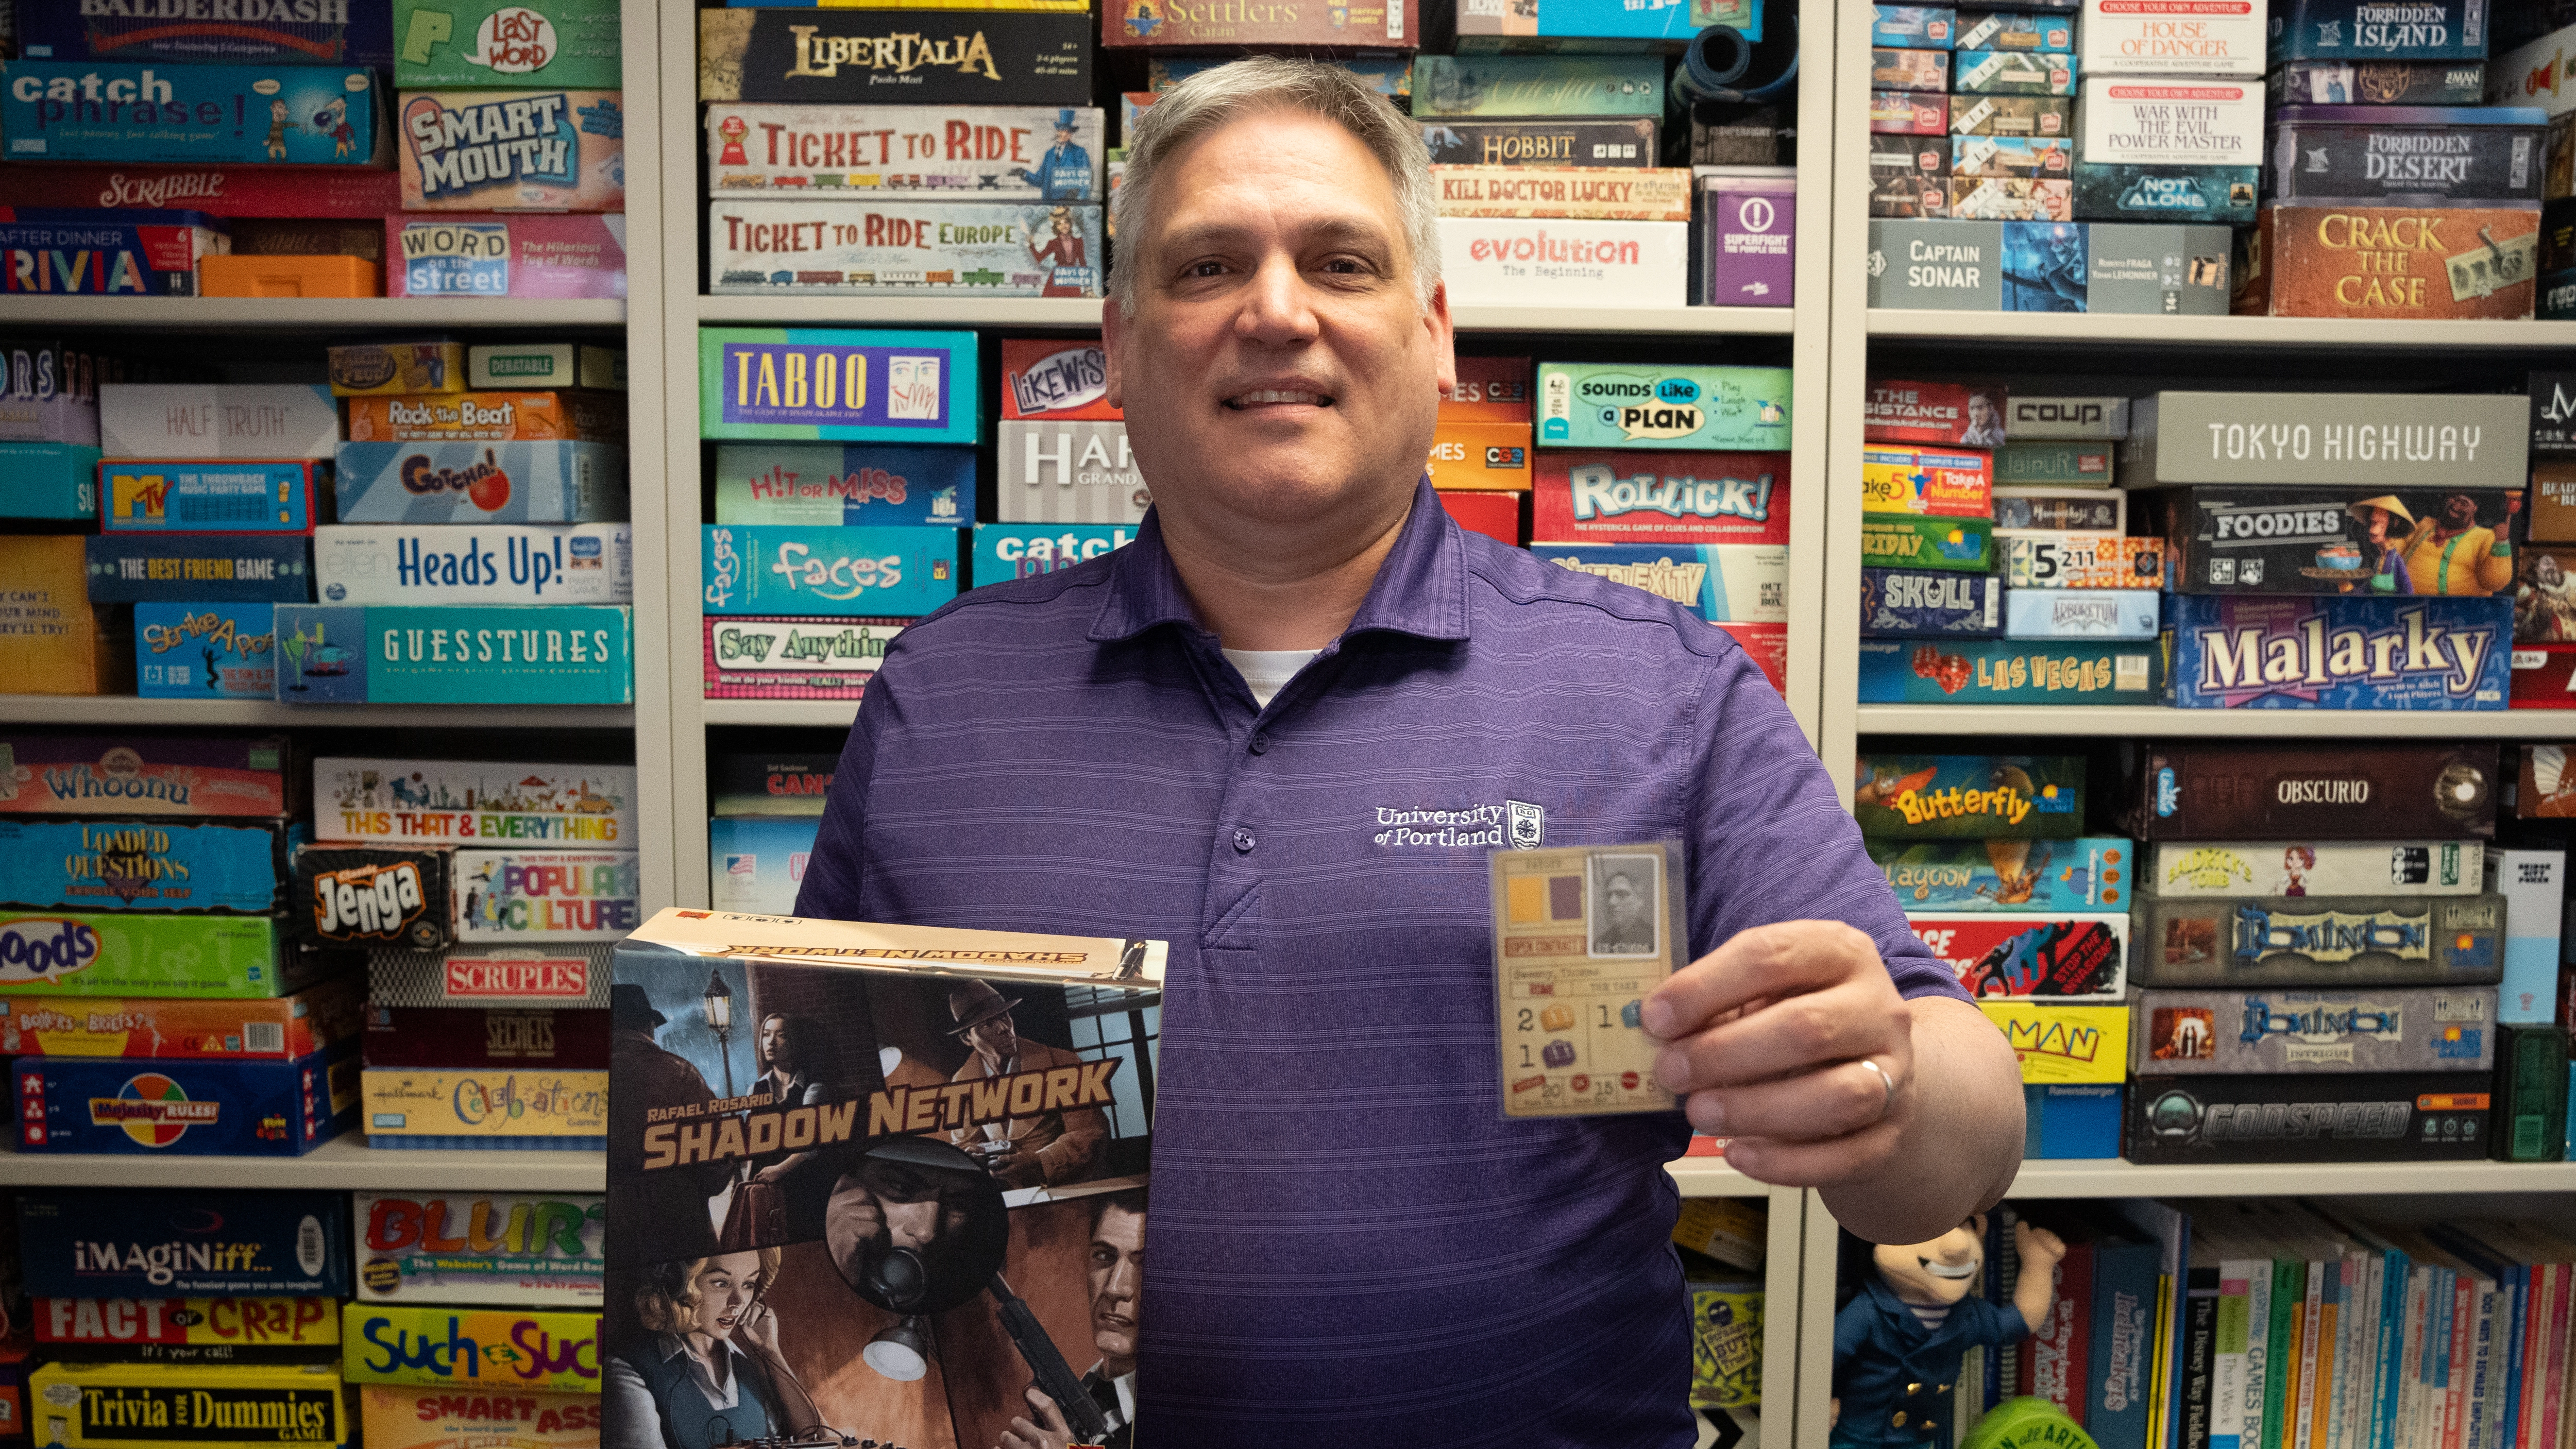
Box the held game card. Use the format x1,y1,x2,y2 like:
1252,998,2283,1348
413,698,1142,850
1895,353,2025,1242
1492,842,1683,1119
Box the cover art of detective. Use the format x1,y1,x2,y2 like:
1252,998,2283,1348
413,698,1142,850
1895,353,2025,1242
606,933,1156,1449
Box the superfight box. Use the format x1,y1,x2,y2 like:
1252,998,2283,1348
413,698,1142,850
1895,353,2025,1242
18,1188,353,1297
696,9,1093,107
0,818,293,915
0,975,364,1061
1870,837,2133,910
707,104,1106,202
35,1296,340,1367
2144,838,2480,896
1529,453,1787,547
0,64,386,167
1852,754,2086,839
1906,914,2129,999
2163,595,2512,711
2129,892,2506,987
351,1192,604,1305
2146,485,2520,595
2121,742,2499,840
15,1039,359,1156
715,444,975,527
2130,985,2498,1075
0,734,295,819
2124,1073,2494,1163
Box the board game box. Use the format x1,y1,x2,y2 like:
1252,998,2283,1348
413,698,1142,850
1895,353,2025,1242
1704,171,1799,305
1417,117,1660,167
1001,337,1117,420
2130,890,2505,986
1857,637,2162,703
16,1040,358,1156
362,1004,609,1071
999,420,1147,523
133,604,278,700
360,1068,606,1148
1863,218,2234,312
712,753,836,817
2125,1072,2493,1163
1876,4,1960,45
269,605,633,706
0,735,293,819
699,329,978,444
393,0,623,90
1947,177,2073,220
19,1189,350,1297
2164,594,2512,710
0,442,101,518
369,945,612,1011
26,1362,350,1449
0,975,363,1062
312,523,633,607
1432,166,1693,222
353,1191,603,1306
384,213,629,300
1950,94,2071,137
2270,0,2488,61
2147,484,2521,595
0,210,225,298
970,523,1133,584
1992,487,2122,533
1860,444,1995,517
453,851,638,942
1859,568,2002,636
466,344,622,394
2072,163,2259,225
2079,0,2262,72
1424,415,1534,491
701,525,960,617
18,8,391,65
1978,1001,2129,1082
1906,913,2129,999
35,1296,340,1367
1999,533,2163,587
2270,58,2485,104
711,197,1104,296
314,758,636,849
696,8,1094,106
1872,837,2132,910
331,441,627,525
1535,364,1792,451
343,393,623,447
338,1303,600,1389
1874,90,1952,134
0,912,312,999
2506,640,2576,704
2236,204,2539,320
0,819,290,916
704,617,901,700
2266,105,2546,206
1995,440,2114,484
2131,985,2496,1074
2146,838,2480,896
359,1387,598,1449
1853,754,2086,839
1410,56,1665,117
97,384,336,461
2513,743,2576,816
715,445,976,526
396,90,623,213
295,847,453,951
2124,742,2497,840
83,536,312,604
1528,544,1786,624
1858,513,1994,572
1436,217,1688,309
2075,80,2262,166
706,104,1103,201
708,816,821,914
1863,379,2009,447
2002,588,2160,639
0,64,384,166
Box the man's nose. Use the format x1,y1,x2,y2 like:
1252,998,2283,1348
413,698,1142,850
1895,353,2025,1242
1106,1259,1141,1299
1234,252,1320,346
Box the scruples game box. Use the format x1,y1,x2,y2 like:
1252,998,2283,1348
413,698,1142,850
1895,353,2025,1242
606,910,1161,1449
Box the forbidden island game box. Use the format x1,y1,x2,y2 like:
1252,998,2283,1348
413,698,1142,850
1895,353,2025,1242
704,617,904,701
385,214,628,300
35,1295,340,1367
2130,985,2497,1075
715,444,976,527
0,819,292,915
1871,837,2132,911
708,201,1103,298
0,64,385,167
2124,743,2497,840
606,909,1162,1449
0,735,294,818
15,1039,359,1156
2128,891,2505,987
0,912,320,999
1906,913,2129,999
2124,1072,2493,1164
337,1302,599,1391
2143,838,2481,896
360,1067,606,1149
352,1192,604,1305
1856,637,2162,705
18,1188,352,1297
362,1003,610,1070
0,974,363,1061
360,1387,598,1449
1976,1001,2130,1084
699,329,979,446
2163,595,2511,710
314,758,636,850
269,605,633,706
1852,754,2084,839
26,1362,350,1449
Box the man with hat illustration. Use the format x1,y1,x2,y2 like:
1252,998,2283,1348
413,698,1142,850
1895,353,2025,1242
2396,489,2517,596
945,979,1108,1188
1013,111,1096,202
608,983,733,1263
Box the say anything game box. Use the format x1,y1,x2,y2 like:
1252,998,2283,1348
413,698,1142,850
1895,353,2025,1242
607,910,1162,1449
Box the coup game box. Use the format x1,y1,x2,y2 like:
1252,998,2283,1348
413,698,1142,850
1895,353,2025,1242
2124,742,2497,840
1852,754,2086,839
352,1192,604,1306
1871,837,2132,910
2130,984,2497,1075
18,1188,352,1297
1906,913,2130,999
2130,891,2506,986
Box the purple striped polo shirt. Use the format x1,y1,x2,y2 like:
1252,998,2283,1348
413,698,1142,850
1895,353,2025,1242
794,478,1965,1448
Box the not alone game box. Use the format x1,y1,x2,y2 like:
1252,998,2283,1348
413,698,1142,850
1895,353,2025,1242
606,909,1162,1449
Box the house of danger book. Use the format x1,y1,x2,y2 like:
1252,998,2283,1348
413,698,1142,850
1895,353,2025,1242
606,909,1163,1449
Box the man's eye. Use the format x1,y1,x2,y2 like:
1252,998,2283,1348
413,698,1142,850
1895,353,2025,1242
1185,260,1227,278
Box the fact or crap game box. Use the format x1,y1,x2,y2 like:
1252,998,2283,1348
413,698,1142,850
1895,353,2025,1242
314,759,636,849
15,1041,359,1157
2131,985,2497,1075
700,329,978,444
1908,913,2130,1000
360,1387,599,1449
1852,754,2087,840
360,1069,606,1148
26,1362,350,1449
1870,837,2132,911
1536,363,1792,451
35,1296,340,1366
18,1189,351,1298
353,1194,604,1306
338,1303,600,1392
0,735,293,818
1977,1001,2129,1082
1530,451,1789,546
1856,637,2162,704
0,818,290,915
0,975,364,1061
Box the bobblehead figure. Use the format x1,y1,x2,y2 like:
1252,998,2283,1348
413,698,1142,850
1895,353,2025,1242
1831,1215,2066,1449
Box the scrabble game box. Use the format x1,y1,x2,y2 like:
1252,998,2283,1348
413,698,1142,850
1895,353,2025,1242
270,605,633,706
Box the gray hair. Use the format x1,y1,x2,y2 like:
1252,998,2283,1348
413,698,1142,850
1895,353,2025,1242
1109,57,1440,318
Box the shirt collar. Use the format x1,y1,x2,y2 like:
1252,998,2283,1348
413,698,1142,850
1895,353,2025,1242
1089,476,1469,646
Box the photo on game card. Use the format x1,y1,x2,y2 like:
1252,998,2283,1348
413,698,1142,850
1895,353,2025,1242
605,912,1160,1449
1588,851,1664,959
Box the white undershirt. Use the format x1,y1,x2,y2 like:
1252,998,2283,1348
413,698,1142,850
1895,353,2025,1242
1222,648,1319,709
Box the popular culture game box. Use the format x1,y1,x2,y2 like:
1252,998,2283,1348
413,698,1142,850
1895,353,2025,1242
607,909,1162,1449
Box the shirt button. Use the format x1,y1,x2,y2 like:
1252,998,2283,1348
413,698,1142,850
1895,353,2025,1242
1232,827,1256,854
1248,732,1269,755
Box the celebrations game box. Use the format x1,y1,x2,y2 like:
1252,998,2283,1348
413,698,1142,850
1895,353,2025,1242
360,1068,607,1148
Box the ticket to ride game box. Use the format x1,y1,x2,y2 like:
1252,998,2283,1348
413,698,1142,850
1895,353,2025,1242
18,1188,352,1298
16,1039,359,1156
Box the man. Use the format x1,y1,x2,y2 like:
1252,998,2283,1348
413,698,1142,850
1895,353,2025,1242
1012,110,1096,201
2399,490,2516,595
1960,389,2005,448
1592,862,1657,955
999,1190,1145,1449
796,57,2022,1446
606,984,730,1265
944,981,1107,1188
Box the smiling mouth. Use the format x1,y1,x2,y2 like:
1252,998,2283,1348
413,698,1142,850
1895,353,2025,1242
1918,1258,1979,1279
1225,388,1334,410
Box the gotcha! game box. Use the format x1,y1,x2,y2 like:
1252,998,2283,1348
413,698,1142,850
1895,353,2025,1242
607,909,1161,1449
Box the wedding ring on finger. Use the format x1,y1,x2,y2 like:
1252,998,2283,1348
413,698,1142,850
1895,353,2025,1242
1857,1058,1897,1122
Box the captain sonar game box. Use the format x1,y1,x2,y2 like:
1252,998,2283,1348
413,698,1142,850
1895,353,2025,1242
19,1188,353,1298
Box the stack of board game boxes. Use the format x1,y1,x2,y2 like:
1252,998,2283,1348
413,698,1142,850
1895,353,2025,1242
1671,1199,1770,1431
309,756,628,1151
1856,382,2161,707
2511,371,2576,694
1426,356,1537,548
0,339,201,550
706,749,833,916
0,736,366,1158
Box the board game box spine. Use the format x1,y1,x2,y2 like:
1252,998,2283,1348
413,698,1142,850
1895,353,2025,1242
706,816,821,915
97,385,337,462
1423,417,1534,491
710,752,836,817
1953,134,2074,181
1993,486,2123,532
2266,108,2546,206
0,164,402,219
701,524,960,617
1860,513,1996,571
2003,588,2161,639
0,912,299,999
2509,640,2576,703
1416,117,1659,167
2124,1072,2494,1163
1906,912,2131,999
395,90,623,213
1696,175,1796,308
313,758,637,850
0,64,385,167
0,735,293,819
709,199,1103,297
698,328,980,445
2001,533,2164,587
1950,94,2072,136
1000,338,1117,421
2269,0,2488,61
0,974,363,1062
1436,216,1688,309
1960,10,2076,49
15,1041,357,1156
704,616,902,698
2130,985,2498,1073
2128,890,2506,986
83,536,312,605
2163,594,2511,710
268,606,633,707
1104,0,1416,46
998,420,1148,523
343,393,624,447
1862,379,2008,447
19,5,392,65
367,944,613,1010
1876,4,1960,45
358,1386,599,1449
465,344,623,395
383,213,630,300
25,1362,351,1449
352,1192,604,1305
2073,163,2259,224
1871,836,2133,910
362,1004,610,1071
969,523,1134,584
359,1069,606,1146
1408,56,1667,117
2234,204,2540,320
1949,176,2074,220
312,524,633,607
1859,567,2003,635
1432,165,1692,221
1863,218,2236,312
715,444,977,526
1953,48,2079,94
2149,483,2521,595
1527,544,1787,623
1853,754,2088,839
0,213,223,298
696,9,1095,105
0,442,102,518
1978,1001,2129,1082
2490,1022,2569,1160
338,1303,601,1392
2079,0,2265,74
2124,743,2499,841
1860,444,1997,517
1857,637,2163,703
0,819,292,916
35,1296,340,1365
18,1189,352,1298
452,851,639,943
2148,838,2480,897
1535,363,1795,452
1874,89,1953,133
330,441,628,526
132,602,276,700
1996,439,2115,484
2269,59,2486,105
1876,47,1954,90
2482,845,2566,1020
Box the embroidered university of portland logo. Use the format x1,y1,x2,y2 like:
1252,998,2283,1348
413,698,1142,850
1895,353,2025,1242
1507,799,1545,849
1371,800,1543,849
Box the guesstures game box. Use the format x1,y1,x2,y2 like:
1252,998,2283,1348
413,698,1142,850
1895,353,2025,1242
607,910,1161,1449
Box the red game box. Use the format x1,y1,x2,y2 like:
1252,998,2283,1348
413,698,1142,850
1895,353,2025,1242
1531,451,1790,547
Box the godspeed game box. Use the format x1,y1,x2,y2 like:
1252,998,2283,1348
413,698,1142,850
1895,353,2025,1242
607,910,1162,1449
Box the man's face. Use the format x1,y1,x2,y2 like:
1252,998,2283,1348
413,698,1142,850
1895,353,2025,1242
2364,506,2392,545
1604,875,1641,924
1872,1216,1986,1306
1088,1205,1145,1371
1968,395,1993,428
964,1011,1019,1064
1104,107,1455,540
2444,493,2478,529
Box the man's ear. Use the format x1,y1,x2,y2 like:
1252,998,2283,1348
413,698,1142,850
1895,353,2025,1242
1425,279,1458,400
1101,294,1125,412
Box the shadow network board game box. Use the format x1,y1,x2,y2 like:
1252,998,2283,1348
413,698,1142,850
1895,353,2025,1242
27,1362,350,1449
19,1188,352,1297
1906,913,2129,999
0,975,364,1061
607,909,1162,1449
1852,755,2085,840
16,1039,360,1156
2164,595,2512,711
1870,837,2131,910
2124,743,2497,840
1864,219,2232,312
2130,985,2497,1075
1855,638,2162,704
2125,1072,2493,1164
2130,891,2504,987
697,9,1094,106
36,1295,340,1367
700,329,979,445
353,1192,604,1306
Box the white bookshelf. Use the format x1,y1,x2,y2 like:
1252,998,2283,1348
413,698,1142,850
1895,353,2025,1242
0,1138,606,1193
691,292,1798,335
0,297,624,328
1854,705,2576,739
0,695,635,729
1866,310,2576,349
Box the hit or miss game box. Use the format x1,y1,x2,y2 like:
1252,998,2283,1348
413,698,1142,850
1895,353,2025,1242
607,910,1162,1449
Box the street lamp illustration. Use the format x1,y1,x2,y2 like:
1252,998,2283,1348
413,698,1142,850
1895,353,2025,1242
704,969,735,1097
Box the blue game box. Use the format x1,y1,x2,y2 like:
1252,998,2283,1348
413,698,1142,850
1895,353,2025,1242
16,1039,358,1157
84,536,313,603
19,1188,353,1297
2163,594,2510,710
0,818,295,914
970,523,1134,587
702,526,961,618
2,63,385,166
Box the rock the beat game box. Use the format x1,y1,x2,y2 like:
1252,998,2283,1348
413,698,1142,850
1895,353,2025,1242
607,910,1161,1449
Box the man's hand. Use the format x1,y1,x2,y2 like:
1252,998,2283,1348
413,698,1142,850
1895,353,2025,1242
998,1385,1073,1449
1640,920,1915,1187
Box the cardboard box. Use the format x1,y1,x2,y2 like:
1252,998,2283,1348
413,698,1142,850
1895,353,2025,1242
0,912,306,998
2492,21,2576,116
468,344,624,393
0,974,361,1062
97,385,336,462
1999,532,2162,587
1996,439,2113,484
1436,216,1688,308
2514,742,2576,817
0,163,401,218
368,945,612,1010
2272,0,2488,61
1434,166,1691,222
26,1362,350,1449
1860,513,1994,571
0,735,293,819
2152,484,2519,596
18,7,389,64
1860,444,1996,517
2236,203,2539,319
1105,0,1415,44
1853,753,2086,838
1876,5,1960,45
1438,489,1520,545
354,1192,603,1305
2125,1072,2494,1163
313,523,632,607
1948,176,2073,219
2003,588,2159,638
2129,742,2498,840
1952,134,2074,180
711,752,836,817
35,1297,340,1366
1856,637,2162,703
2074,77,2261,165
361,1004,609,1070
1873,168,1950,218
998,419,1147,521
1873,90,1952,133
1,441,104,519
708,199,1101,297
19,1190,350,1298
1454,0,1745,43
295,847,454,951
196,254,377,298
84,535,312,604
452,851,637,942
1526,544,1787,624
2133,985,2496,1074
1,534,124,694
2123,390,2527,486
1906,913,2129,998
1859,568,2002,636
345,393,623,446
706,104,1104,202
1863,219,2234,311
270,605,631,706
359,1386,599,1449
2274,57,2485,104
313,758,636,849
1863,380,2009,447
2148,838,2480,896
1535,362,1792,451
2131,891,2505,986
330,344,466,399
2071,162,2258,224
1001,337,1116,420
2267,105,2546,206
384,213,629,299
2482,845,2564,1020
1418,117,1660,166
1979,1002,2128,1082
1530,451,1788,546
699,328,979,444
0,818,289,915
701,525,960,617
1872,837,2132,909
1950,94,2072,135
1424,418,1533,491
2531,373,2576,458
2492,1022,2568,1160
1875,47,1954,90
1954,48,2079,93
0,63,383,166
2078,0,2262,73
396,90,624,213
1993,486,2122,532
332,441,626,524
696,8,1094,106
2165,594,2511,709
704,616,901,700
393,0,623,90
2511,640,2576,703
708,816,820,914
970,523,1134,586
100,461,327,533
338,1302,600,1388
0,210,226,298
1410,56,1665,117
359,1069,606,1149
2025,1082,2122,1156
15,1041,357,1156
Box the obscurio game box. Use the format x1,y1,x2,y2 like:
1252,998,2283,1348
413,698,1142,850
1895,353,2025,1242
606,909,1162,1449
